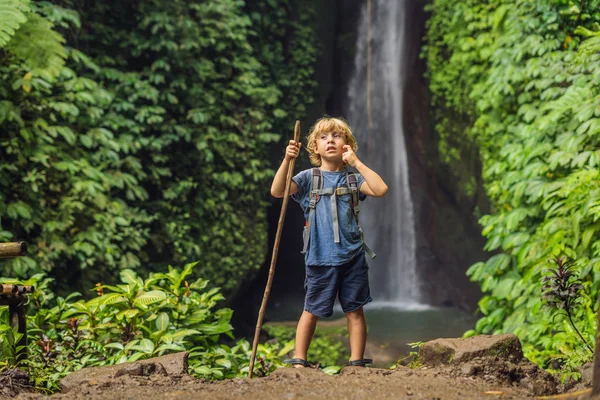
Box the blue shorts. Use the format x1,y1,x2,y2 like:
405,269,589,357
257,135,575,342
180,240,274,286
304,250,372,318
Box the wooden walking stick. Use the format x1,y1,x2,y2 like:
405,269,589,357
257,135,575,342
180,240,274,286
248,120,301,378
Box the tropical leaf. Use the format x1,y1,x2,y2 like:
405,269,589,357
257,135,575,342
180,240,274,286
86,293,127,307
6,14,66,77
128,338,155,354
133,290,167,307
104,342,124,351
196,323,232,336
155,343,185,354
0,0,30,47
120,269,142,288
160,329,201,343
322,366,342,375
277,340,295,357
578,36,600,58
116,309,140,320
155,312,170,331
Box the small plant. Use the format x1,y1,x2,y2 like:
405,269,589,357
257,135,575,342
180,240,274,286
0,313,27,370
393,341,423,369
542,256,593,354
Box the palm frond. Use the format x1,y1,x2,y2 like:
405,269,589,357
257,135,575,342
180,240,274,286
6,13,66,77
0,0,30,47
578,35,600,58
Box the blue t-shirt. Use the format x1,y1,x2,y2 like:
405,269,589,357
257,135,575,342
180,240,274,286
292,168,367,266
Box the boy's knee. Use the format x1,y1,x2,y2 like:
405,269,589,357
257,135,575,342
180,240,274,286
344,307,365,321
302,310,321,321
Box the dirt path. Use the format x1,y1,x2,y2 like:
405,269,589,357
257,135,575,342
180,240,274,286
16,366,537,400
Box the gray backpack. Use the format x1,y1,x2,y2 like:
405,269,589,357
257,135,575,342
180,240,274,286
301,168,376,258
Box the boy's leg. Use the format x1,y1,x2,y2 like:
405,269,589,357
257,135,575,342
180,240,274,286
338,251,372,363
296,264,338,366
345,306,367,361
293,310,319,367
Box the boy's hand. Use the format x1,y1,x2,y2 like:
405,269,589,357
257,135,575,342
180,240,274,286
285,140,301,161
342,145,359,167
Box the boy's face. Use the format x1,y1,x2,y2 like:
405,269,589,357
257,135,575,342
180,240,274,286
316,130,347,161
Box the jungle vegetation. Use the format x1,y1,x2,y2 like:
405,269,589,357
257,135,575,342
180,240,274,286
1,0,599,391
424,0,600,380
0,0,319,391
0,0,317,296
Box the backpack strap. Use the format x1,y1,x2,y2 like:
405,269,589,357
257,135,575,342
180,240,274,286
302,168,323,254
347,173,376,259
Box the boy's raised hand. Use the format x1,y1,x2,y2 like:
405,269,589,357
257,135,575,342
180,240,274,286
342,145,359,167
285,140,301,160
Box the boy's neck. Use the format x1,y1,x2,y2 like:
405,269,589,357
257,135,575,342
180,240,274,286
320,159,345,172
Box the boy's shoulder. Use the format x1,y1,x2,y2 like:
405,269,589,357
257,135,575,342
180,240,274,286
295,167,362,180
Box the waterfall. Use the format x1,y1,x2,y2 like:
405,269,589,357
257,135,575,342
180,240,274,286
346,0,422,307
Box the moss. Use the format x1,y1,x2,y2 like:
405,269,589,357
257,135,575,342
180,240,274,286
420,342,455,366
488,338,522,361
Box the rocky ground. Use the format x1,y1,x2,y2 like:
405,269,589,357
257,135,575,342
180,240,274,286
3,334,595,400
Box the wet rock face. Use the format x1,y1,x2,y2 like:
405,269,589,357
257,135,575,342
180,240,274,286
418,334,558,396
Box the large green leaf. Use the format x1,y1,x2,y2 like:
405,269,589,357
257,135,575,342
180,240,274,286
164,329,201,342
155,312,170,331
86,293,128,307
133,290,167,307
129,339,154,355
120,269,142,288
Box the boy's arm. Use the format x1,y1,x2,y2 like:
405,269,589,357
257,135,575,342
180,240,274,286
270,140,301,198
342,145,388,197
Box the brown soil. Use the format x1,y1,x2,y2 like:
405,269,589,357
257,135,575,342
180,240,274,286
6,334,594,400
11,365,564,400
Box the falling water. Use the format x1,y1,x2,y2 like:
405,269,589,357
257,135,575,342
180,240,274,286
346,0,422,307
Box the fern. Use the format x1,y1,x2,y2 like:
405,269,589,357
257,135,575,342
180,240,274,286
578,36,600,58
6,13,66,77
0,0,30,47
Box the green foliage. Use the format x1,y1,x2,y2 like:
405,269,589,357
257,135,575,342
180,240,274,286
0,0,67,78
392,341,423,370
0,310,27,369
0,0,318,296
425,0,600,377
0,0,30,46
263,324,349,368
0,263,287,392
6,13,67,77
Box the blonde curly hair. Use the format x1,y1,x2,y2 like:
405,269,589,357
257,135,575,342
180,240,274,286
305,116,358,166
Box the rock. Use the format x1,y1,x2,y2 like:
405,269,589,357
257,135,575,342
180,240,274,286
61,352,189,393
460,363,478,376
419,334,523,366
114,362,167,378
579,362,593,387
0,368,34,397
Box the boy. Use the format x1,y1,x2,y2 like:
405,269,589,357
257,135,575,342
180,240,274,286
270,116,388,367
